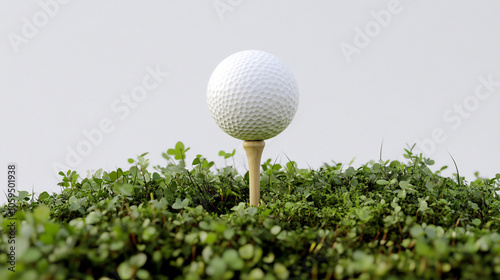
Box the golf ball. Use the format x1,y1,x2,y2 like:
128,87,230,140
207,50,299,140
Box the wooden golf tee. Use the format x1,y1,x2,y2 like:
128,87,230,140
243,140,265,206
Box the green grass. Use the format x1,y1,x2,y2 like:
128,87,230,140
1,142,500,280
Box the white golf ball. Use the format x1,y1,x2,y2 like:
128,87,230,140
207,50,299,140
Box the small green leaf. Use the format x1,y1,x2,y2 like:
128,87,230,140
20,247,42,263
399,181,411,189
175,141,185,151
415,241,434,258
69,197,87,211
85,211,101,225
223,249,244,270
33,205,50,223
109,171,118,181
418,198,429,212
117,261,134,279
206,232,217,244
17,190,30,201
239,244,254,260
270,225,281,235
469,202,479,211
263,252,275,263
192,157,200,165
356,207,372,222
136,269,150,279
114,183,134,196
172,198,189,209
352,250,374,271
274,263,289,280
206,257,227,278
376,179,389,185
231,202,246,213
410,225,424,238
152,172,161,181
142,226,157,241
248,268,264,279
37,192,50,202
130,253,147,268
425,181,435,192
345,167,356,177
223,228,235,240
202,246,213,263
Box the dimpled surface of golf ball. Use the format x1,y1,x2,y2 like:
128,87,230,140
207,50,299,140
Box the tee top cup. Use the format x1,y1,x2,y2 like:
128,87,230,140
207,50,299,206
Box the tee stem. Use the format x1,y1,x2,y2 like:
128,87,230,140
243,140,265,207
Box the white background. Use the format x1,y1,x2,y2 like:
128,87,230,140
1,0,500,204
